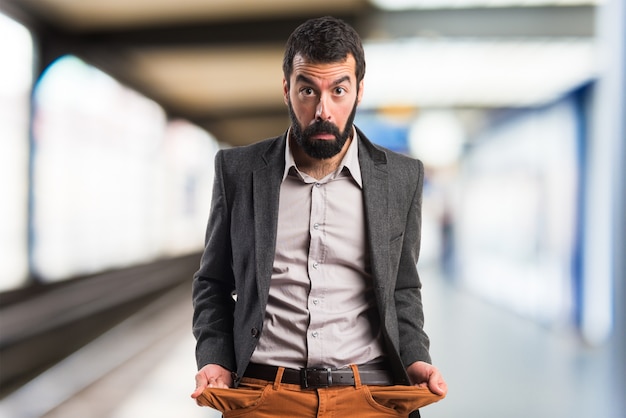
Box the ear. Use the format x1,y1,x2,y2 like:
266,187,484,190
283,78,289,105
356,79,364,105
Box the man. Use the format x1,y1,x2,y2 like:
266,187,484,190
191,16,447,417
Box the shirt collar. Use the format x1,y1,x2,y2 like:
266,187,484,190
283,126,362,188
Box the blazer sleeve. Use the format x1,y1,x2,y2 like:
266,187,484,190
192,150,237,371
395,159,432,367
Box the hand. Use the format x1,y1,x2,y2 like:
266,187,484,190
191,363,234,402
406,361,447,396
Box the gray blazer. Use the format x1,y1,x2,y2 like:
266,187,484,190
192,126,431,392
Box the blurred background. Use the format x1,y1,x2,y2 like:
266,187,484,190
0,0,623,417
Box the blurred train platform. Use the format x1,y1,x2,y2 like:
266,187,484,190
1,267,622,418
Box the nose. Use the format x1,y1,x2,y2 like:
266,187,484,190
315,96,331,121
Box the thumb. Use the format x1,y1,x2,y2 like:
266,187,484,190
428,373,447,396
191,373,208,399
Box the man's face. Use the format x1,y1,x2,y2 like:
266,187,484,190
284,53,364,160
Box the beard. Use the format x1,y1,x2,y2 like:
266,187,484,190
287,98,358,160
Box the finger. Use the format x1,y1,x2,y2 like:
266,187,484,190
207,376,231,389
214,378,230,389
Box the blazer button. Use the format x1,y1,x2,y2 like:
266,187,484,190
251,328,259,338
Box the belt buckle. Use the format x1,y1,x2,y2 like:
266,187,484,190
301,367,332,388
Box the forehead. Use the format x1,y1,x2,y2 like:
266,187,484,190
291,53,357,83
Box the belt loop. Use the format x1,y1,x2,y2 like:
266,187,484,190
349,364,362,388
274,367,285,389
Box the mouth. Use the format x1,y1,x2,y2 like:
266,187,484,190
310,133,336,141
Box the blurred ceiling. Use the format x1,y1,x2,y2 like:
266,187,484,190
0,0,597,146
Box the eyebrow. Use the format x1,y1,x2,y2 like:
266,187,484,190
295,74,352,86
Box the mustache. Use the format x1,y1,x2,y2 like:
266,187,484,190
304,120,341,138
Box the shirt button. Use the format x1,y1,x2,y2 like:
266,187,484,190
311,331,319,338
313,298,319,305
315,183,321,188
313,223,320,230
313,262,319,269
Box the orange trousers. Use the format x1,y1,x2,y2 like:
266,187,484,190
197,365,444,417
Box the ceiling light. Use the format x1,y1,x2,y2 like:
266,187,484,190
361,38,596,108
369,0,599,10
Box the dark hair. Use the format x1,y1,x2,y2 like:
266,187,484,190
283,16,365,86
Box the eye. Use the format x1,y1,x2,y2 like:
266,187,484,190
334,87,346,95
300,87,315,96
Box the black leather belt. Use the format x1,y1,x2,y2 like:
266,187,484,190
244,363,394,388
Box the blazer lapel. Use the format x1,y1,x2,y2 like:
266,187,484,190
253,135,286,306
358,130,390,291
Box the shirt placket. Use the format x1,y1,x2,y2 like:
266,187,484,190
307,180,327,367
